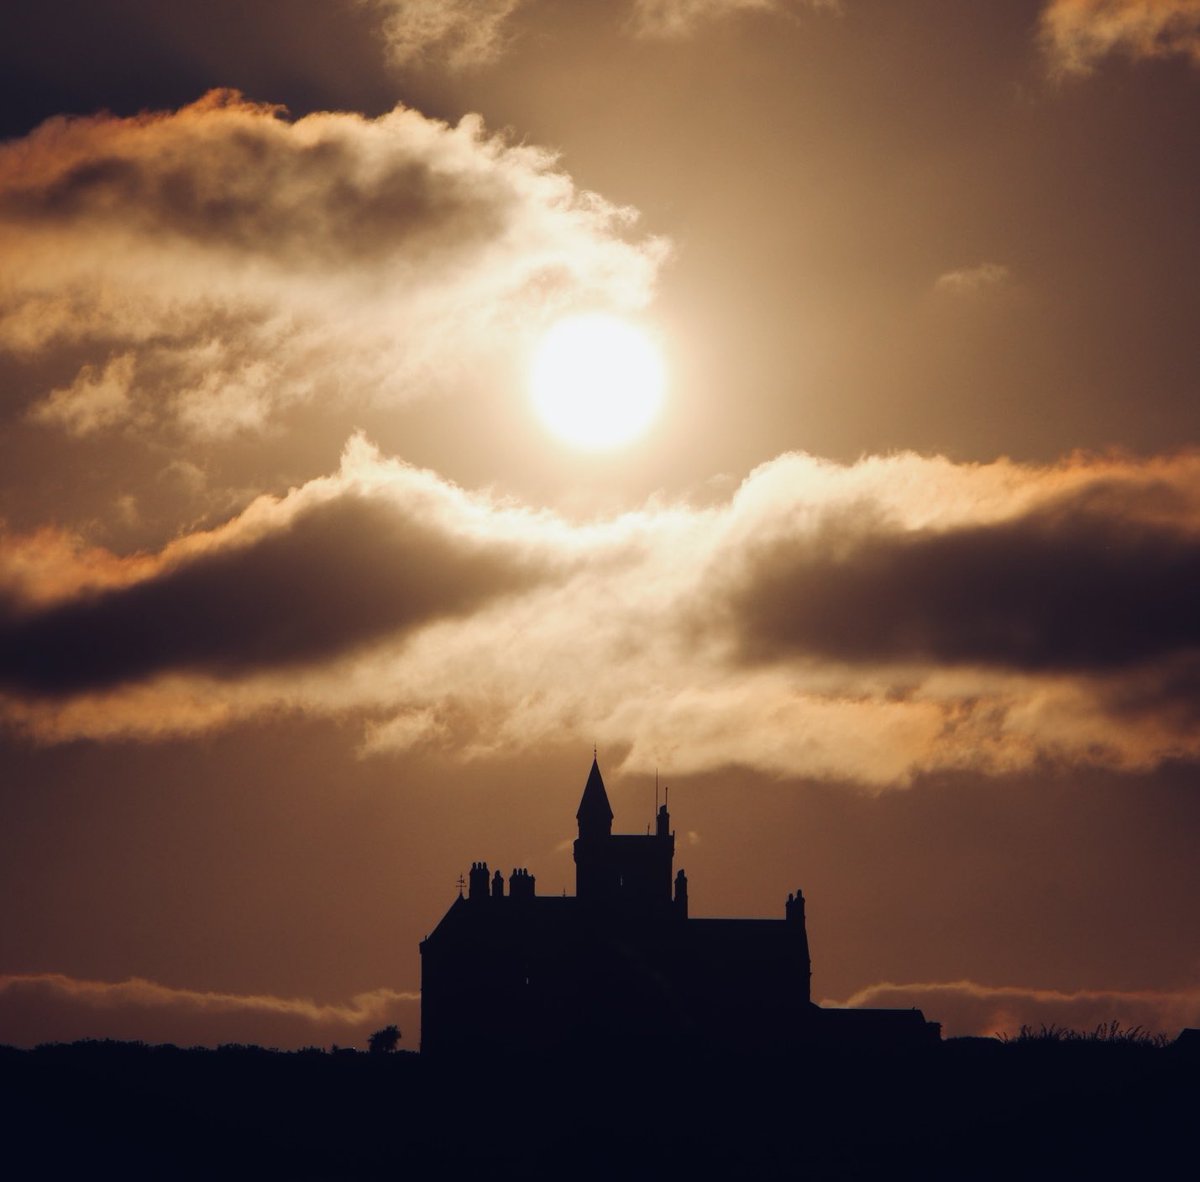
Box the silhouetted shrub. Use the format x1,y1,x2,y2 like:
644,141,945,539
368,1024,402,1054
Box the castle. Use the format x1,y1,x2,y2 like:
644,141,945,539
420,757,938,1056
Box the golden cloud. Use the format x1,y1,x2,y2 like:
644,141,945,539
1040,0,1200,74
0,90,666,438
5,440,1200,787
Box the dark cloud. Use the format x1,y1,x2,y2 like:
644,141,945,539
0,1,398,139
3,100,504,269
0,491,550,696
730,485,1200,674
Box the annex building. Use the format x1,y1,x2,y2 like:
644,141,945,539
420,757,938,1057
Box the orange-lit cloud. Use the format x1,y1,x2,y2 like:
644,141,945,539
829,979,1200,1039
0,90,666,438
5,440,1200,786
1040,0,1200,74
0,972,417,1050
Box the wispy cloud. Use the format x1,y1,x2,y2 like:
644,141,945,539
933,262,1011,297
6,440,1200,787
1,90,666,439
629,0,840,39
364,0,838,66
0,972,417,1049
828,978,1200,1038
368,0,526,68
1040,0,1200,74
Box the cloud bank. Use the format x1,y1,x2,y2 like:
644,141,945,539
0,971,417,1050
4,439,1200,786
1040,0,1200,74
829,978,1200,1039
0,90,665,438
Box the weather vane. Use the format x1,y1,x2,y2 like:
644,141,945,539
455,873,466,897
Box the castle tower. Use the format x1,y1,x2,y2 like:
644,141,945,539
573,755,675,909
574,755,615,900
576,754,613,839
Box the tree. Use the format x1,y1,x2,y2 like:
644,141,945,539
368,1025,401,1055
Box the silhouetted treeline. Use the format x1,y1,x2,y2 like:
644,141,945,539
2,1034,1197,1179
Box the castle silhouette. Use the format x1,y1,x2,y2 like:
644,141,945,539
420,757,938,1056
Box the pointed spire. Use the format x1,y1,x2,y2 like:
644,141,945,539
576,753,613,837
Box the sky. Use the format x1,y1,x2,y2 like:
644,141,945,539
2,0,1199,1050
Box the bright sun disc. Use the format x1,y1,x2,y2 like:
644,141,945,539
529,313,665,450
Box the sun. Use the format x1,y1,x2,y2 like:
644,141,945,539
529,313,666,450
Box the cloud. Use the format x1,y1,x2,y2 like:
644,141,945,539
933,262,1011,296
1040,0,1200,74
0,437,559,696
827,979,1200,1039
0,90,666,438
363,0,838,64
0,971,417,1050
726,481,1200,673
5,442,1200,786
630,0,840,39
369,0,526,68
28,353,137,436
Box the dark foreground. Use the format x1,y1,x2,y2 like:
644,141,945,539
3,1034,1198,1179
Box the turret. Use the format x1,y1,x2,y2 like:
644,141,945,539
492,869,504,898
674,868,688,919
786,889,812,1005
656,802,670,838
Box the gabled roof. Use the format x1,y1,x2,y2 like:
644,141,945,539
576,756,614,826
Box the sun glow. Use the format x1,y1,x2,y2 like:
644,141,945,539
529,313,666,450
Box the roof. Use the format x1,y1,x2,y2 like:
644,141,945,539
576,756,614,827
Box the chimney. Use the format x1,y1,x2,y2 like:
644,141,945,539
786,889,806,924
468,862,490,900
509,867,536,899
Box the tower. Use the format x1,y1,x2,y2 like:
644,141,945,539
574,755,615,900
572,755,674,910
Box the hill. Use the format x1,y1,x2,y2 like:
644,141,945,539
3,1033,1197,1178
